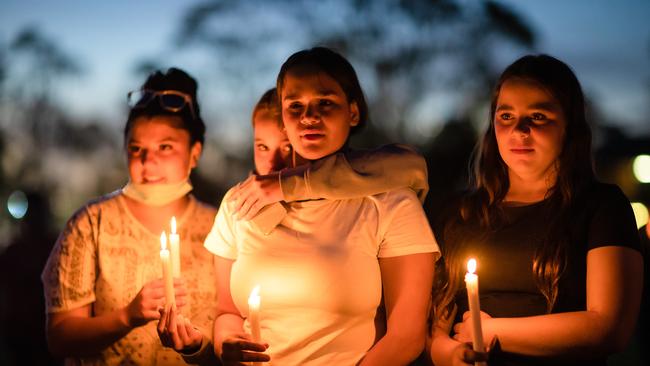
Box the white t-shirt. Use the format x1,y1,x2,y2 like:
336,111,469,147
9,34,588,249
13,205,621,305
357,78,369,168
204,187,439,365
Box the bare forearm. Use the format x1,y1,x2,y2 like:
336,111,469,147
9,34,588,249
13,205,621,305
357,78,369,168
179,334,219,366
281,144,428,202
485,311,626,358
364,253,435,365
429,327,464,366
213,312,245,355
361,331,425,365
47,308,132,357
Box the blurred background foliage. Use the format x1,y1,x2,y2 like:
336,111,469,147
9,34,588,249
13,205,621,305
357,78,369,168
0,0,646,234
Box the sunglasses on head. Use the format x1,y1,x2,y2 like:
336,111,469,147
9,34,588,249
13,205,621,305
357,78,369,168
127,89,196,120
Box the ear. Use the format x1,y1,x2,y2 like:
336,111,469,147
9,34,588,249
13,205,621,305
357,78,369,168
189,142,202,169
349,101,360,127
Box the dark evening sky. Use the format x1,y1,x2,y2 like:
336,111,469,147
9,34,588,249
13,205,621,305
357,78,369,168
1,0,649,139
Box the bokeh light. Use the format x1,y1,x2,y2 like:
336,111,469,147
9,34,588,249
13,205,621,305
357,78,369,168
631,202,649,229
7,190,28,219
632,155,650,183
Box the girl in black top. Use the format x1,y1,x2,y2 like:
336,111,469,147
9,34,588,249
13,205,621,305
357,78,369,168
428,55,643,366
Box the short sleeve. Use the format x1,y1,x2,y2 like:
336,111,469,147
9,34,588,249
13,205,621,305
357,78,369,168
204,193,238,260
587,184,641,252
41,206,98,313
377,188,440,259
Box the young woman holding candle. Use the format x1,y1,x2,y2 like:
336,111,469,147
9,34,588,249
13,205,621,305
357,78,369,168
41,68,219,365
205,47,439,365
428,55,643,366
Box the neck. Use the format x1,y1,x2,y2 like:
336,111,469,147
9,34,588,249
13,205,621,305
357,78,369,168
291,151,311,167
123,194,191,234
505,169,556,204
291,146,348,167
124,194,190,212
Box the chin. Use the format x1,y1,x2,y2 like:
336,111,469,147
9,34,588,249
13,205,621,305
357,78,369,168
295,146,327,160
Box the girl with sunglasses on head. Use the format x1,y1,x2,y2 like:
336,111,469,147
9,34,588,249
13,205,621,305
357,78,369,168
428,55,643,366
205,47,440,365
42,68,218,365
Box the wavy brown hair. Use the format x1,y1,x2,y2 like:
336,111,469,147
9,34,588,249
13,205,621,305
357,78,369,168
432,55,595,323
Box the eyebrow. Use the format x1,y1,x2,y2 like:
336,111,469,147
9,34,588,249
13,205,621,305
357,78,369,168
496,102,559,112
128,137,179,143
283,90,338,101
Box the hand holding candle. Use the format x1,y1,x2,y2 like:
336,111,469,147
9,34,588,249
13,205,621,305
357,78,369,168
465,258,486,366
160,232,175,310
169,216,181,278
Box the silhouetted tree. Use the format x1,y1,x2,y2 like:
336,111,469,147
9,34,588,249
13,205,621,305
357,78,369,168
173,0,536,145
10,26,81,100
2,26,122,224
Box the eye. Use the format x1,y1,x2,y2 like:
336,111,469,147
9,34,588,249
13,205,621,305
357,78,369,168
530,113,549,124
127,145,141,155
319,99,334,107
160,144,173,151
256,144,269,152
496,112,515,125
500,112,513,120
287,102,303,112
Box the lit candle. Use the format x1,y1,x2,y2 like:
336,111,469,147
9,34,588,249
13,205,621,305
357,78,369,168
248,285,261,342
169,216,181,278
465,258,486,366
160,231,175,309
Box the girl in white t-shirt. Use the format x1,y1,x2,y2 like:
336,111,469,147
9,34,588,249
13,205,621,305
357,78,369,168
206,47,440,365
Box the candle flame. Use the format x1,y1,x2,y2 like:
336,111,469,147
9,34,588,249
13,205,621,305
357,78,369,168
467,258,477,274
160,231,167,250
248,285,260,307
171,216,177,234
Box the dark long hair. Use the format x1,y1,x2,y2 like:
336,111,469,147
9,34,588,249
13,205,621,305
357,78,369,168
432,55,595,321
124,67,206,145
276,47,369,134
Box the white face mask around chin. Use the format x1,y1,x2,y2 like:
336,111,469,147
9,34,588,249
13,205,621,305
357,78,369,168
122,180,193,207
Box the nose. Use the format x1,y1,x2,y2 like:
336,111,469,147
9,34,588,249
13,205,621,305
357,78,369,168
300,104,320,127
140,149,157,165
514,117,531,136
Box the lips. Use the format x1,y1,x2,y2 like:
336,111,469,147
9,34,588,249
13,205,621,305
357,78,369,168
300,129,325,141
510,148,534,154
142,176,165,184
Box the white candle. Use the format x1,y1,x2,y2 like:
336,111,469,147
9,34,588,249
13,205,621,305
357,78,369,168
160,231,175,309
169,216,181,278
248,285,262,366
248,285,261,341
465,258,486,366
